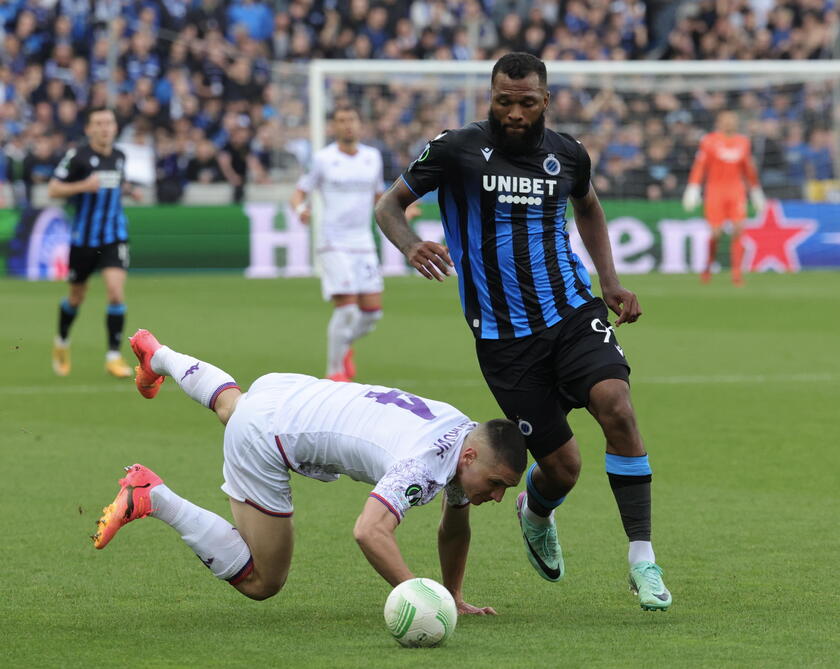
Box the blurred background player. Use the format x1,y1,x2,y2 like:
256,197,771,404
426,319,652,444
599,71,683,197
682,110,766,285
92,328,525,613
289,104,419,382
48,107,139,378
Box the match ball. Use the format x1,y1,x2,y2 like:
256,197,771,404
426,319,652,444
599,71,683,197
383,578,457,647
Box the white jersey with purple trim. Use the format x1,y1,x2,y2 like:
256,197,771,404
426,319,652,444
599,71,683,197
252,373,473,521
296,142,385,252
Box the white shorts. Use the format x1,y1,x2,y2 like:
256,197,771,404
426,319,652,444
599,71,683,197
319,249,383,301
220,374,303,517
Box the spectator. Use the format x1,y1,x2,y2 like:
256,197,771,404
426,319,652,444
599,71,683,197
186,137,225,184
21,133,57,205
218,122,252,203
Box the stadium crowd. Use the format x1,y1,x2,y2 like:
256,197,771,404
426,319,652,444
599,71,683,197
0,0,838,205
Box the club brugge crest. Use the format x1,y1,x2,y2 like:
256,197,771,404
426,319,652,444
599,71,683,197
542,153,561,176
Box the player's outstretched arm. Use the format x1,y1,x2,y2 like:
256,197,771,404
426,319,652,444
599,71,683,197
375,179,452,281
571,185,641,327
438,501,497,615
354,497,414,587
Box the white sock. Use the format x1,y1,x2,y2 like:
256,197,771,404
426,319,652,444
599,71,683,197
150,485,251,581
523,494,555,527
150,346,237,409
351,309,382,341
326,304,360,375
628,540,656,565
105,350,122,362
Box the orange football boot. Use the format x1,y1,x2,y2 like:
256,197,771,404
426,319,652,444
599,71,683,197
92,464,163,549
129,329,165,399
343,348,356,381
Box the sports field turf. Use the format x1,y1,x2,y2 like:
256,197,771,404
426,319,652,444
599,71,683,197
2,271,838,668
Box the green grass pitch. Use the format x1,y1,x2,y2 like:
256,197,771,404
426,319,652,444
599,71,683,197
2,271,838,668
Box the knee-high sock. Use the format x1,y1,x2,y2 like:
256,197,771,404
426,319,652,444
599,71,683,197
606,453,655,564
106,303,126,352
351,308,382,341
705,237,718,272
58,299,78,342
151,485,252,583
327,304,360,376
150,346,239,409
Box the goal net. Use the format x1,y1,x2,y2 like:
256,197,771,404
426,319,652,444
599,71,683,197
303,60,840,274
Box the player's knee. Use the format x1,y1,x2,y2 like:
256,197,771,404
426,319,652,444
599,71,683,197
243,574,287,601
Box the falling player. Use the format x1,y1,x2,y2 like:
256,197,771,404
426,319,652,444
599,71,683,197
48,107,137,377
91,329,525,614
289,104,419,382
682,110,766,285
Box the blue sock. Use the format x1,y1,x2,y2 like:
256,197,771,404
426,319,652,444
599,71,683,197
526,463,566,513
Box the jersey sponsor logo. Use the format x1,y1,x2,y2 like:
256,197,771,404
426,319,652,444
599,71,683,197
96,170,121,188
405,484,423,506
542,153,561,176
482,175,557,197
716,147,745,163
481,147,494,162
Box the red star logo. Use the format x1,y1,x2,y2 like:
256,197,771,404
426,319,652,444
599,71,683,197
741,201,816,272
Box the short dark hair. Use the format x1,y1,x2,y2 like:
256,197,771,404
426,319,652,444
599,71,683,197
491,52,547,88
481,418,527,474
84,106,115,125
331,104,359,121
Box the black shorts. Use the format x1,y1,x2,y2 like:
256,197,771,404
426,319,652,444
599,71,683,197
68,242,130,284
476,298,630,459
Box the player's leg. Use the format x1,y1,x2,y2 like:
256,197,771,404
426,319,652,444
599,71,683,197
321,251,361,381
92,464,289,601
587,379,671,610
476,331,569,581
227,499,294,599
703,194,726,282
729,203,747,285
101,244,132,377
129,328,240,424
53,246,92,376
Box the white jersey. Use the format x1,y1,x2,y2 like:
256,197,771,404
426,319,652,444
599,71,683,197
232,373,473,521
296,142,385,252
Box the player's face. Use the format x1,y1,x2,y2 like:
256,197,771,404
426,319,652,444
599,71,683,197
717,112,738,134
86,110,117,148
333,110,361,144
459,450,521,506
488,72,548,153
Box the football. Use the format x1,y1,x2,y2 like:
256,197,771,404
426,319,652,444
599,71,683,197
383,578,458,648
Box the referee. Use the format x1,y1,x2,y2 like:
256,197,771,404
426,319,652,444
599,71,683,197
48,107,136,378
375,53,671,611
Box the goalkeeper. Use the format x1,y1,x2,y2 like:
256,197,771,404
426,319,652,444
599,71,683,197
682,111,766,285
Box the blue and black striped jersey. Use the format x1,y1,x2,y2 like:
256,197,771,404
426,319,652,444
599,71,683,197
401,120,594,340
54,144,128,248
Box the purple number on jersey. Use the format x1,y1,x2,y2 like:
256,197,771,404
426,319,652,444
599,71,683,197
364,389,436,420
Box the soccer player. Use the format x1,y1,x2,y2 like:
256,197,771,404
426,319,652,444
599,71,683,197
375,53,671,611
92,329,525,613
289,104,418,382
682,110,766,285
47,107,137,377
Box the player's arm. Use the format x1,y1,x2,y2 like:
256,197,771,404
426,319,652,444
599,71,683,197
375,179,451,281
571,184,641,327
354,496,414,587
438,500,496,615
216,150,242,186
288,187,310,224
683,136,709,211
47,149,99,199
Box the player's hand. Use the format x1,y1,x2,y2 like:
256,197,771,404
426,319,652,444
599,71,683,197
456,600,497,616
78,173,101,193
297,207,310,224
602,283,642,327
750,186,766,213
682,184,701,212
405,240,452,281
